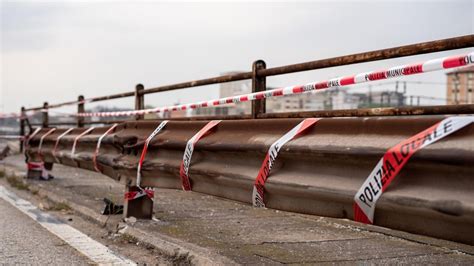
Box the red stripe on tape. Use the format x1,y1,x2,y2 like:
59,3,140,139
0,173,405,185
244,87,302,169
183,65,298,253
124,188,155,201
272,89,284,96
52,128,74,163
340,76,355,86
402,63,423,75
443,54,468,68
315,81,328,90
253,118,320,207
292,86,303,94
180,120,221,191
93,124,118,173
137,121,168,187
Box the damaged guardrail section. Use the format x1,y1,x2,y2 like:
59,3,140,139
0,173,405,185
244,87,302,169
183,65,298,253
24,116,474,245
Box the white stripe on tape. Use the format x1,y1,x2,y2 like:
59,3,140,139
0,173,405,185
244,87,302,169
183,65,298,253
180,120,221,191
38,128,56,157
93,124,118,173
24,127,42,155
53,128,74,163
253,118,320,207
137,121,168,187
71,127,95,159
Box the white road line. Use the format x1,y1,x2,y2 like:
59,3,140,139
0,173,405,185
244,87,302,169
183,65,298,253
0,185,136,266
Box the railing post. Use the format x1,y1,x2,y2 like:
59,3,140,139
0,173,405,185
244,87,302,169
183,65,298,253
252,60,266,119
42,102,49,128
19,106,25,152
77,95,84,128
135,84,145,120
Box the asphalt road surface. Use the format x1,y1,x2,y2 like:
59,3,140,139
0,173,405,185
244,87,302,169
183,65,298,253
0,198,91,265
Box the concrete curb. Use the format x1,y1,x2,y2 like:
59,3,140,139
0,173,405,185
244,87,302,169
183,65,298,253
2,162,473,261
0,165,238,265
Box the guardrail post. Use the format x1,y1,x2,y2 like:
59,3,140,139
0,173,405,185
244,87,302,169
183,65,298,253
124,185,153,219
42,101,54,171
19,106,25,152
77,95,85,128
135,84,145,120
124,84,153,219
42,102,49,128
252,60,266,119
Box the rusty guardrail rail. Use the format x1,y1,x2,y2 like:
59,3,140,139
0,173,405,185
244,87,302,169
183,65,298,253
25,117,474,245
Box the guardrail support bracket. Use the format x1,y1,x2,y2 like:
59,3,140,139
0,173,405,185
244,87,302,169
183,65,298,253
123,186,153,219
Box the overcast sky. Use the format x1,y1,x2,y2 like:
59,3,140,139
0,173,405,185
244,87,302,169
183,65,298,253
1,0,473,113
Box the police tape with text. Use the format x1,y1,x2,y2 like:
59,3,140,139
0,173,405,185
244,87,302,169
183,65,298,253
354,116,474,224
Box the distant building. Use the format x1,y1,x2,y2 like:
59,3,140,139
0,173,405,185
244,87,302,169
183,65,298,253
330,89,360,110
367,91,405,107
446,66,474,105
266,90,330,113
191,71,413,116
193,72,251,117
161,103,187,119
192,71,335,116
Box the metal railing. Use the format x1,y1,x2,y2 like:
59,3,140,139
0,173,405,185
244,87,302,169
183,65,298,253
23,34,474,129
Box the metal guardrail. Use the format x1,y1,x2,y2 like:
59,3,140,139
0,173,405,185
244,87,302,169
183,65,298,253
24,117,474,245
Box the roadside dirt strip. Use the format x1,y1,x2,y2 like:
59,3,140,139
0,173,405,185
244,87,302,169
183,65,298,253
2,155,474,265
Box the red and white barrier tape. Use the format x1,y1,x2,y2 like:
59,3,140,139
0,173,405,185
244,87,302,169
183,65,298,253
70,127,95,159
38,128,57,157
252,118,320,207
93,124,118,173
76,52,474,118
53,128,74,163
0,135,25,140
124,188,155,201
24,127,42,155
354,116,474,224
27,162,50,180
0,113,15,119
0,109,46,120
0,112,23,119
23,128,49,179
136,121,169,187
180,120,221,191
